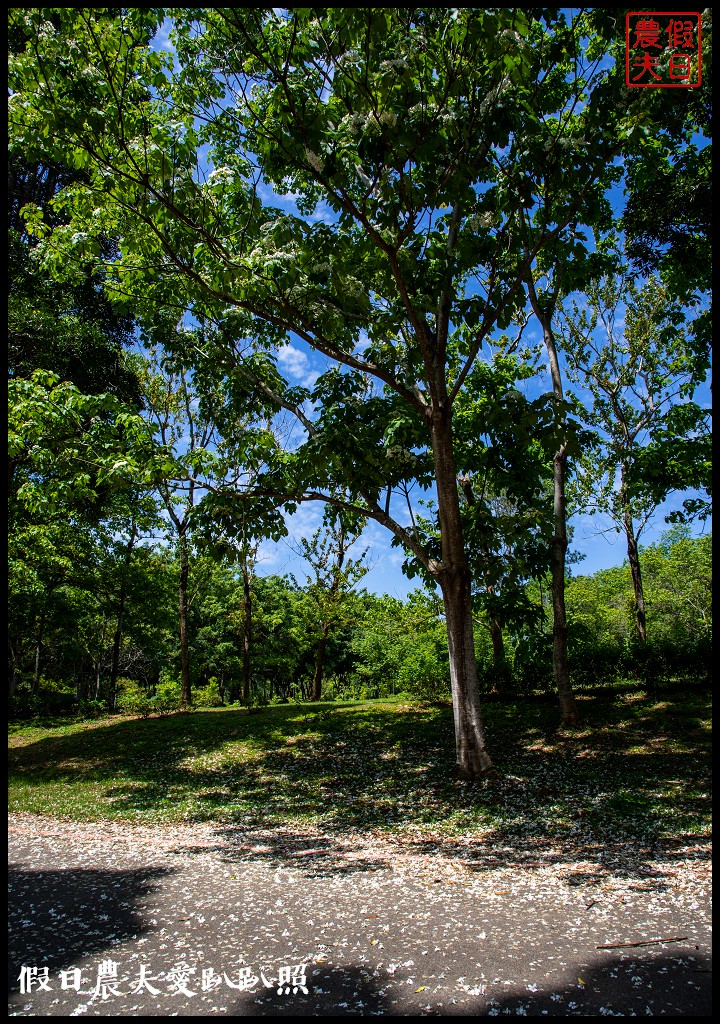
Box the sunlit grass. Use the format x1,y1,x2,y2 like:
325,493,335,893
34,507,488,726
8,686,712,847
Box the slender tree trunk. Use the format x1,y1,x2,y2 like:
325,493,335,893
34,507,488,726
528,283,580,727
92,613,108,701
241,557,252,705
431,413,495,779
9,636,19,696
312,625,329,702
550,444,579,725
625,529,647,643
488,619,513,694
33,611,46,694
489,619,505,666
109,523,138,711
178,532,191,706
620,472,647,643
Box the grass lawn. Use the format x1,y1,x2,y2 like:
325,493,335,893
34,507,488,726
8,684,711,854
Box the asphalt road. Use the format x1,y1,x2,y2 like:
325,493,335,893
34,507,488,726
8,817,712,1016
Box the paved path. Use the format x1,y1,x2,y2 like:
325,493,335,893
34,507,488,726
8,815,711,1016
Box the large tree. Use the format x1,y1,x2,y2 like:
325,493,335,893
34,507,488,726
9,153,140,405
292,509,370,702
10,7,688,776
559,271,711,643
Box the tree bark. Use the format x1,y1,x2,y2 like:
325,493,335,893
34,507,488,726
528,280,580,727
94,656,102,700
431,413,495,779
9,636,19,696
109,522,138,711
32,611,46,694
241,556,252,705
489,619,505,666
618,479,647,638
178,532,192,705
311,625,329,702
550,443,579,725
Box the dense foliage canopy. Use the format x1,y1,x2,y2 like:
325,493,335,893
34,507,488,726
8,9,711,778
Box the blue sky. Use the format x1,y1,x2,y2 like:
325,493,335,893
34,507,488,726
252,331,710,600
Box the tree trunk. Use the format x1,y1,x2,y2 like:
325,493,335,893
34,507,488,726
488,618,513,694
528,282,580,727
551,445,579,725
311,625,329,702
9,636,19,696
241,557,252,705
431,413,495,779
626,530,647,644
620,473,647,643
438,567,495,778
178,532,191,705
490,619,505,666
33,611,46,694
109,522,138,711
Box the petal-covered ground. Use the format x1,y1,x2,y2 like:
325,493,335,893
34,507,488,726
8,813,711,1016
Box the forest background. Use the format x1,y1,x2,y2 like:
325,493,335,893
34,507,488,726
8,9,711,780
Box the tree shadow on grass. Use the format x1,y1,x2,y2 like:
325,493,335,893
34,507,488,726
7,864,170,995
9,691,711,889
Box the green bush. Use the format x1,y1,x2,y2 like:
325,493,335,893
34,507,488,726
76,699,107,718
9,677,77,718
116,680,155,718
192,679,223,708
155,678,182,714
480,659,514,694
9,689,45,720
512,635,553,693
397,635,451,702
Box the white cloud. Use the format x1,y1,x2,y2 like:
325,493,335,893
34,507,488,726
256,539,282,569
354,331,371,355
284,502,324,543
151,17,176,54
276,344,320,388
256,181,305,209
309,202,335,224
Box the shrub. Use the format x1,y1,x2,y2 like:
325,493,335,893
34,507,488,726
192,679,223,708
511,634,553,693
480,659,514,694
397,636,451,702
116,680,154,718
9,677,77,718
155,678,182,714
9,689,45,720
76,699,107,718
